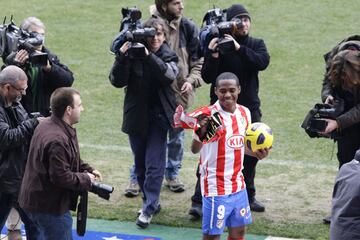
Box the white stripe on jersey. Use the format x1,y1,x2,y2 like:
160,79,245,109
200,101,251,197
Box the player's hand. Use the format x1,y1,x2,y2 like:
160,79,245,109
254,147,271,160
196,115,211,140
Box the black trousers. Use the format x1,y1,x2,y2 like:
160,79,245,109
337,122,360,169
191,108,261,205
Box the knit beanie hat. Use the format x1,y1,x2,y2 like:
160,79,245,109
226,4,251,21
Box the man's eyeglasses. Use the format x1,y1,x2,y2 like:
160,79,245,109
9,84,27,95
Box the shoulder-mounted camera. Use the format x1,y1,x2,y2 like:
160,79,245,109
110,7,155,59
199,7,243,55
0,16,48,66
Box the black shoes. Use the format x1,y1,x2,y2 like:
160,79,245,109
323,215,331,224
189,202,202,220
249,198,265,212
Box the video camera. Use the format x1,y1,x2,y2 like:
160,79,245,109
0,16,48,66
89,181,114,200
199,7,243,55
110,7,156,59
301,98,345,139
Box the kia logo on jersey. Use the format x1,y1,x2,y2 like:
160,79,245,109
226,134,244,149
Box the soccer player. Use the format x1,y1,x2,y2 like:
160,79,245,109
191,72,270,240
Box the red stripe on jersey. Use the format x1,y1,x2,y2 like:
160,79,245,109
216,113,226,195
204,160,209,195
238,106,249,129
230,114,241,192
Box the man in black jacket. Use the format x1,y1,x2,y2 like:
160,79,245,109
4,17,74,117
0,65,43,239
190,4,270,218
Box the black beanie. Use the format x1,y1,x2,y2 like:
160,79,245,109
226,4,250,21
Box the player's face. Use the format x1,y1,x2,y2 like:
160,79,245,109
215,79,240,113
165,0,184,18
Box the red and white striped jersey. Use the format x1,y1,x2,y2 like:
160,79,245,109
198,101,251,197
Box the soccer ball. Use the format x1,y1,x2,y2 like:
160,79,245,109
245,122,274,152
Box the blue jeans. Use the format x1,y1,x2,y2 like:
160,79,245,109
24,211,73,240
0,192,39,240
129,123,167,216
129,128,185,183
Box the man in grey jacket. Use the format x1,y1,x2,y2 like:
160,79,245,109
330,150,360,240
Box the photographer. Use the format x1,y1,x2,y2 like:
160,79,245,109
109,17,178,228
0,66,43,239
18,87,102,239
193,4,270,214
4,17,74,117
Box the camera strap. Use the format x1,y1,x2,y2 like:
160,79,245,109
76,191,88,236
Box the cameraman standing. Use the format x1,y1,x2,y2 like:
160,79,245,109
109,18,179,228
4,17,74,117
197,4,270,214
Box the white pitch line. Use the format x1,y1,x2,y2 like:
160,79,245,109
79,143,337,171
265,237,309,240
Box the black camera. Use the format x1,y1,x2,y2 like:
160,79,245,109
0,16,48,66
199,7,243,55
110,7,155,59
89,182,114,200
301,98,345,139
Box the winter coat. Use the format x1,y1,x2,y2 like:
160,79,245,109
109,42,178,137
201,34,270,111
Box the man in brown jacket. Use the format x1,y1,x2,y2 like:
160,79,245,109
19,87,102,239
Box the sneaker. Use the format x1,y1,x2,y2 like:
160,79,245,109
137,204,161,216
7,229,22,240
136,212,153,228
188,202,202,221
323,215,331,224
124,182,140,198
249,198,265,212
165,177,185,193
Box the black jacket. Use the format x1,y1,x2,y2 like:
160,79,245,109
5,46,74,116
201,35,270,111
0,96,38,195
109,43,178,137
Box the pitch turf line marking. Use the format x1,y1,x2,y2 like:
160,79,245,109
79,143,337,170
